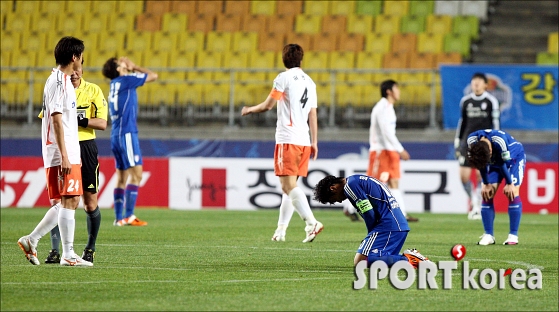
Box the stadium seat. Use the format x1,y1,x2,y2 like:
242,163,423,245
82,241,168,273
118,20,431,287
277,0,303,15
536,52,559,65
191,51,223,81
241,14,268,33
330,0,355,15
110,13,136,33
258,32,285,52
310,33,338,51
0,81,17,104
177,82,202,105
196,1,223,15
143,51,170,68
426,14,453,35
88,50,117,71
222,51,249,78
91,1,117,14
203,83,230,108
409,52,436,69
322,15,347,34
304,1,331,15
149,82,176,106
250,1,276,15
435,52,462,65
5,12,31,33
216,14,242,32
347,14,374,34
116,1,144,15
20,32,47,53
41,1,66,14
336,84,363,107
355,0,382,16
122,50,144,67
417,33,444,53
82,12,109,34
12,50,37,67
444,33,471,58
548,32,558,54
188,14,215,33
401,15,426,34
176,31,205,52
127,32,153,52
338,33,365,52
295,14,322,34
232,32,258,52
30,13,56,33
1,50,11,67
1,0,13,13
233,83,255,106
146,0,172,15
374,15,401,34
206,32,232,52
347,51,382,82
162,13,188,33
171,1,197,14
302,51,329,82
398,71,427,85
243,51,276,81
65,0,92,15
136,13,162,32
152,31,178,52
434,1,460,16
383,1,409,16
286,33,311,51
459,1,488,21
409,0,434,16
452,15,479,40
167,51,195,79
391,33,417,53
329,51,356,81
365,33,391,53
383,52,409,69
267,14,295,35
15,0,40,14
225,0,250,15
98,32,125,52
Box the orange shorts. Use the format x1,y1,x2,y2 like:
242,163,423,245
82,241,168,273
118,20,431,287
366,150,401,182
45,164,83,199
274,143,311,177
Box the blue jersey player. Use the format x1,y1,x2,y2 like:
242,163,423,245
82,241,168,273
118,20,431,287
313,175,429,268
102,57,158,226
467,129,526,245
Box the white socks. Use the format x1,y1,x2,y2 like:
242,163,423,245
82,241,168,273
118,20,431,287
390,188,407,216
277,193,295,229
289,187,317,226
29,203,60,243
58,207,76,257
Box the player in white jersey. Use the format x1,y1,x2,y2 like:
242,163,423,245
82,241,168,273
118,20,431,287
241,43,323,243
17,37,92,267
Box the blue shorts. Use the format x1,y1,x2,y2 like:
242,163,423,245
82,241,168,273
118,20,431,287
487,144,526,186
357,231,408,257
111,132,143,170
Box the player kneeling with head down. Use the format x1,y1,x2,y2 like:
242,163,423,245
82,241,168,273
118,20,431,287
313,175,430,268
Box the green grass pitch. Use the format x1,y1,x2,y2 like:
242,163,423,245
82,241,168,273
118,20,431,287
1,208,557,311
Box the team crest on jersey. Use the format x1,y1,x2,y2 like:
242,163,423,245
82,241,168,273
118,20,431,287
481,102,487,110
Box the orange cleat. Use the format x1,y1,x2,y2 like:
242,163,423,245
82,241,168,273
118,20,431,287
124,215,148,226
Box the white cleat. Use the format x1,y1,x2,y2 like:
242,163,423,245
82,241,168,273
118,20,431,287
60,254,93,267
477,234,496,245
17,236,40,265
468,210,482,220
503,234,519,245
271,230,286,242
302,221,324,243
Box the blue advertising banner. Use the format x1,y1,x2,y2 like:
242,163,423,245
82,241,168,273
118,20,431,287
441,65,558,130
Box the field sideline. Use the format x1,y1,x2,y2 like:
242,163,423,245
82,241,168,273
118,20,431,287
1,208,557,311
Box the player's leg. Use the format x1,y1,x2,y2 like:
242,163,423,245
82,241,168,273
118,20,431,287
478,170,500,245
45,199,62,264
469,169,483,220
384,151,418,222
112,135,128,226
272,194,295,241
123,133,146,226
504,154,526,245
357,231,407,267
81,139,102,261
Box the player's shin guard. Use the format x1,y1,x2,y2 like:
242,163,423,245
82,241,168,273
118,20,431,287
289,187,316,226
124,184,139,219
50,225,61,251
29,203,60,242
114,188,125,221
481,198,495,235
508,196,522,236
85,206,101,251
278,194,295,228
58,208,76,257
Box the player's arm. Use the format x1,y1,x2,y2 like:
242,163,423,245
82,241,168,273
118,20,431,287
52,112,72,174
308,107,318,160
121,57,158,82
241,95,277,116
87,85,108,130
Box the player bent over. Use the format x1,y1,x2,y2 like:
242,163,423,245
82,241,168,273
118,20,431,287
313,175,429,268
467,129,526,245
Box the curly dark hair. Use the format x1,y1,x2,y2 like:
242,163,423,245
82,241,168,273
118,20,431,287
468,141,491,170
313,175,345,204
282,43,304,69
102,57,119,79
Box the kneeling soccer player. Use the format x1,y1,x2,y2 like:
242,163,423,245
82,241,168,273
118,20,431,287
313,174,429,268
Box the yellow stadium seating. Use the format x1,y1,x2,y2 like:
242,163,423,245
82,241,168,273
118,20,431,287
143,50,170,68
82,13,109,34
216,14,242,32
302,51,329,82
203,82,230,107
57,13,84,34
435,52,461,65
347,51,383,82
15,1,41,14
176,82,202,105
79,32,100,52
286,33,311,51
206,32,232,52
391,33,417,53
329,51,356,81
116,1,144,15
40,1,66,14
365,33,391,53
122,50,144,66
233,83,255,106
188,14,215,33
417,33,444,53
322,15,347,34
30,13,56,33
330,1,355,15
304,1,331,15
241,14,268,33
258,32,286,52
149,82,176,106
0,81,17,104
426,14,452,35
310,33,338,51
232,32,258,52
146,0,172,15
65,1,92,15
110,13,136,33
91,1,117,14
295,14,322,34
383,52,409,69
383,1,409,16
12,50,37,68
5,12,30,32
398,71,427,85
338,33,364,52
223,51,249,69
277,0,303,15
251,1,276,15
20,32,48,53
197,1,223,15
267,14,295,35
1,50,11,67
1,0,13,13
241,51,276,81
127,31,153,51
167,51,195,79
162,13,188,33
347,14,374,34
98,32,125,52
176,31,205,52
136,13,162,32
274,51,284,68
374,15,401,34
336,84,363,107
191,51,223,81
225,1,250,15
548,32,558,54
1,31,20,52
152,31,178,52
87,50,117,69
171,1,197,14
315,82,331,105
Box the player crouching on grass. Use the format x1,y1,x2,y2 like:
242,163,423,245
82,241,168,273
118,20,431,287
313,174,430,268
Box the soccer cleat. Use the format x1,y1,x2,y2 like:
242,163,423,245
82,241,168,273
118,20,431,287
113,219,126,226
405,214,419,222
60,254,93,267
403,248,430,269
45,249,61,264
302,221,324,243
82,249,95,263
124,215,148,226
503,234,519,245
468,210,482,220
477,234,496,245
271,229,286,242
17,236,40,265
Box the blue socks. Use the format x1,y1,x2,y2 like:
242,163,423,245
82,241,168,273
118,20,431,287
508,196,522,236
124,184,139,219
368,255,408,267
114,188,125,221
481,198,495,235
